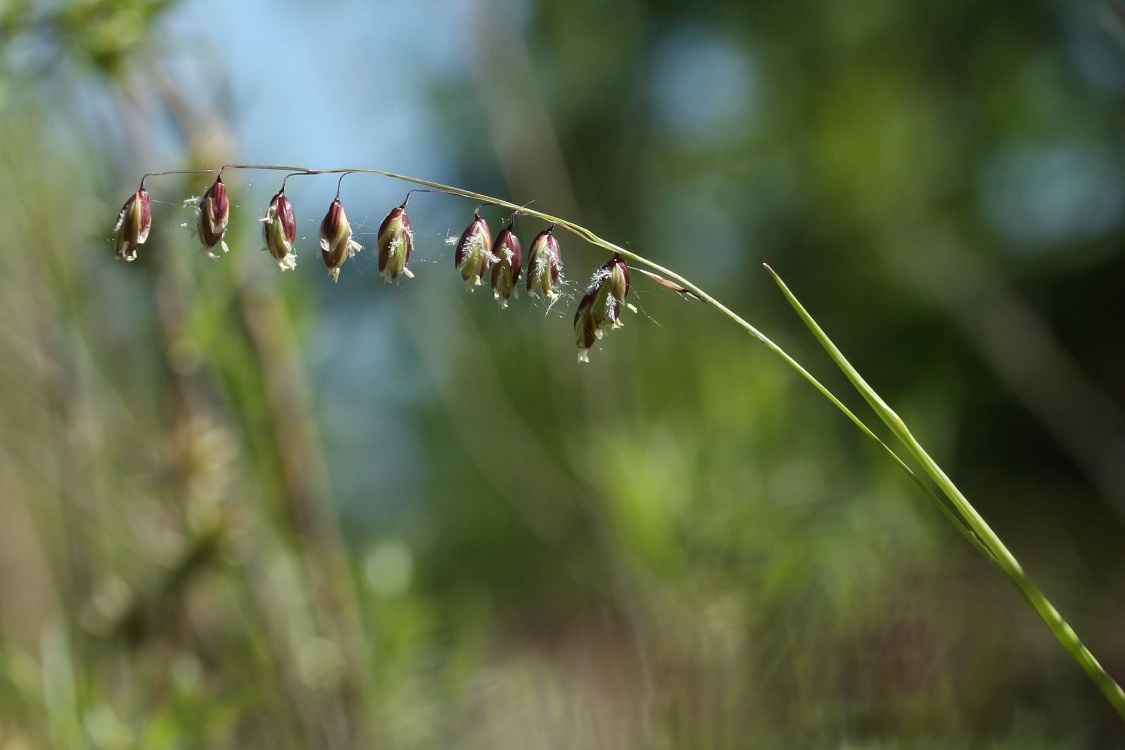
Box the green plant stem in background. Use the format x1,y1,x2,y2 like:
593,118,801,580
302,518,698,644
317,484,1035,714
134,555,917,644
136,165,1125,719
766,266,1125,720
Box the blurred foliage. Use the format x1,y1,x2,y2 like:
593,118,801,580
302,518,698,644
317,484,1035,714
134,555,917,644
1,0,1125,748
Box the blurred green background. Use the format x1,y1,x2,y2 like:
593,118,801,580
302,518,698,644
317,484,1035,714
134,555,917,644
2,0,1125,747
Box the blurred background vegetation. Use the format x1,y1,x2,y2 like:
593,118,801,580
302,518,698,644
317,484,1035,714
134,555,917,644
1,0,1124,747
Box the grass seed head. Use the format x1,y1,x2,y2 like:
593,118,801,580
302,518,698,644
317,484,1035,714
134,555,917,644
454,211,492,290
113,186,151,262
526,225,562,300
198,176,230,257
489,221,522,308
319,197,361,283
377,203,415,283
261,187,298,271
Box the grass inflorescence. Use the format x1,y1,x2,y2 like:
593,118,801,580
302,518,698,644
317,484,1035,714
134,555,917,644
115,162,1125,721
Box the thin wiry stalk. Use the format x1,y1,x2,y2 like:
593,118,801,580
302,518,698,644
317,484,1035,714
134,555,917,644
135,164,1123,717
145,165,990,553
767,266,1125,720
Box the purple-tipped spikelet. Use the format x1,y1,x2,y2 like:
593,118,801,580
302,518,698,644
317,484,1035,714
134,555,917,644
574,295,599,362
526,225,563,300
113,186,151,262
377,202,414,282
319,197,362,283
191,176,230,258
261,187,298,271
490,220,522,308
574,255,630,362
454,211,492,290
